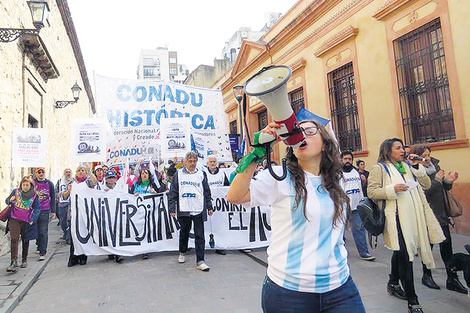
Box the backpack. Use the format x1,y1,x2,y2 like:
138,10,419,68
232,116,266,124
356,163,390,248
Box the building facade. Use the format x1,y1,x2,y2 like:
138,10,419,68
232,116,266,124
219,0,470,234
136,47,188,82
0,0,95,253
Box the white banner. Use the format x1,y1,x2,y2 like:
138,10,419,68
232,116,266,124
70,118,107,162
12,127,47,167
94,75,232,165
159,117,191,158
71,184,271,256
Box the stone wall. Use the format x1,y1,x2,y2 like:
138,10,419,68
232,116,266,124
0,0,94,255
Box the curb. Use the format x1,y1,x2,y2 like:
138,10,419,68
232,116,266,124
0,246,62,313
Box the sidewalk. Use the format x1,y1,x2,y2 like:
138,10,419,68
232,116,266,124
0,220,468,313
0,221,64,313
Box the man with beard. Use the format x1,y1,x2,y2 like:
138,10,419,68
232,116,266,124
56,168,73,244
341,151,375,261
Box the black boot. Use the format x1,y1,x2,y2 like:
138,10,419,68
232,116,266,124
422,272,440,289
446,276,467,294
408,303,424,313
387,280,407,300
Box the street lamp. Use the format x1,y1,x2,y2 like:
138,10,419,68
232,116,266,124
0,1,49,43
55,82,82,109
233,85,245,149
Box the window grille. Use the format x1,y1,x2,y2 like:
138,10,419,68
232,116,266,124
328,62,362,151
289,87,304,115
394,18,455,144
258,109,268,131
229,120,237,135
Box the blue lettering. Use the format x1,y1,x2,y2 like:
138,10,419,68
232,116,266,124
116,85,131,101
204,115,215,129
155,109,168,125
176,89,189,104
107,110,121,127
124,111,129,127
143,110,155,126
148,85,162,101
192,114,204,129
190,92,203,107
164,85,175,102
133,86,147,102
130,110,142,126
170,110,183,118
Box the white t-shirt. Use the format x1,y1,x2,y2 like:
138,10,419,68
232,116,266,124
249,167,350,293
342,169,364,211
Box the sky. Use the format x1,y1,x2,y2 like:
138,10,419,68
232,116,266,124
67,0,296,81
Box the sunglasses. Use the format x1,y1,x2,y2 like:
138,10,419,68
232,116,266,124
37,170,45,174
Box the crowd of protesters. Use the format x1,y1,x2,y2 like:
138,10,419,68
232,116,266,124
2,133,468,313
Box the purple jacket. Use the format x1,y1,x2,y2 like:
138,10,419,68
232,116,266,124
6,189,41,223
33,178,55,212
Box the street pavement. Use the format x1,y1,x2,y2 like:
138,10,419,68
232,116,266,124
0,220,468,313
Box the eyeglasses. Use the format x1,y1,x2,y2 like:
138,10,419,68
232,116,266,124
301,126,319,136
37,170,45,174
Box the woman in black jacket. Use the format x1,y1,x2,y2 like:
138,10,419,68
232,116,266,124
412,145,466,294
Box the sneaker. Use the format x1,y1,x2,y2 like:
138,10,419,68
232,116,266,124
6,261,18,273
360,254,376,261
178,253,185,263
35,250,40,254
408,303,424,313
115,255,124,263
20,261,27,268
196,261,210,271
142,253,149,260
38,255,46,261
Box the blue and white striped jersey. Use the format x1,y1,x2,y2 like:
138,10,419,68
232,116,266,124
250,168,350,293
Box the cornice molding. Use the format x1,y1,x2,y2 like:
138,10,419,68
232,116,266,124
224,100,238,113
314,26,358,57
373,0,414,20
290,57,307,72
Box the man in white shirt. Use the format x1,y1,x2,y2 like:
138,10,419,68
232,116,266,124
341,151,375,261
169,151,214,271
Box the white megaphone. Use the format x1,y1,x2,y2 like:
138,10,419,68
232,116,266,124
244,65,305,148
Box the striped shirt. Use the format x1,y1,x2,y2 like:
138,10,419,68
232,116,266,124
250,168,350,293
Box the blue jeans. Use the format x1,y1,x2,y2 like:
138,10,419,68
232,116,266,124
261,275,365,313
57,204,70,240
350,210,369,257
36,210,50,255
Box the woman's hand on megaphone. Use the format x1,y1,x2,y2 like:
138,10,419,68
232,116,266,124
259,123,282,145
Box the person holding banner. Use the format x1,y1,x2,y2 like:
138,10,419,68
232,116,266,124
204,155,229,256
5,176,41,272
33,167,55,261
227,119,366,313
55,168,73,244
169,151,213,272
67,165,90,267
129,167,166,260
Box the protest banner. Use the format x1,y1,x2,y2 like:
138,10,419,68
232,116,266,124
159,117,191,159
71,183,271,256
12,127,47,167
94,75,232,165
70,118,107,162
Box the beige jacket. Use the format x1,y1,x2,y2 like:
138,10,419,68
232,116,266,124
367,162,445,266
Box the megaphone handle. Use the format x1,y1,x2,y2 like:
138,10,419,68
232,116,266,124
266,146,287,181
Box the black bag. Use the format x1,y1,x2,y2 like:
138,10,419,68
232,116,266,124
357,198,385,236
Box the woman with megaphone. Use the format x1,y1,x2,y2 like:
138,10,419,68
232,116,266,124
227,118,365,313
